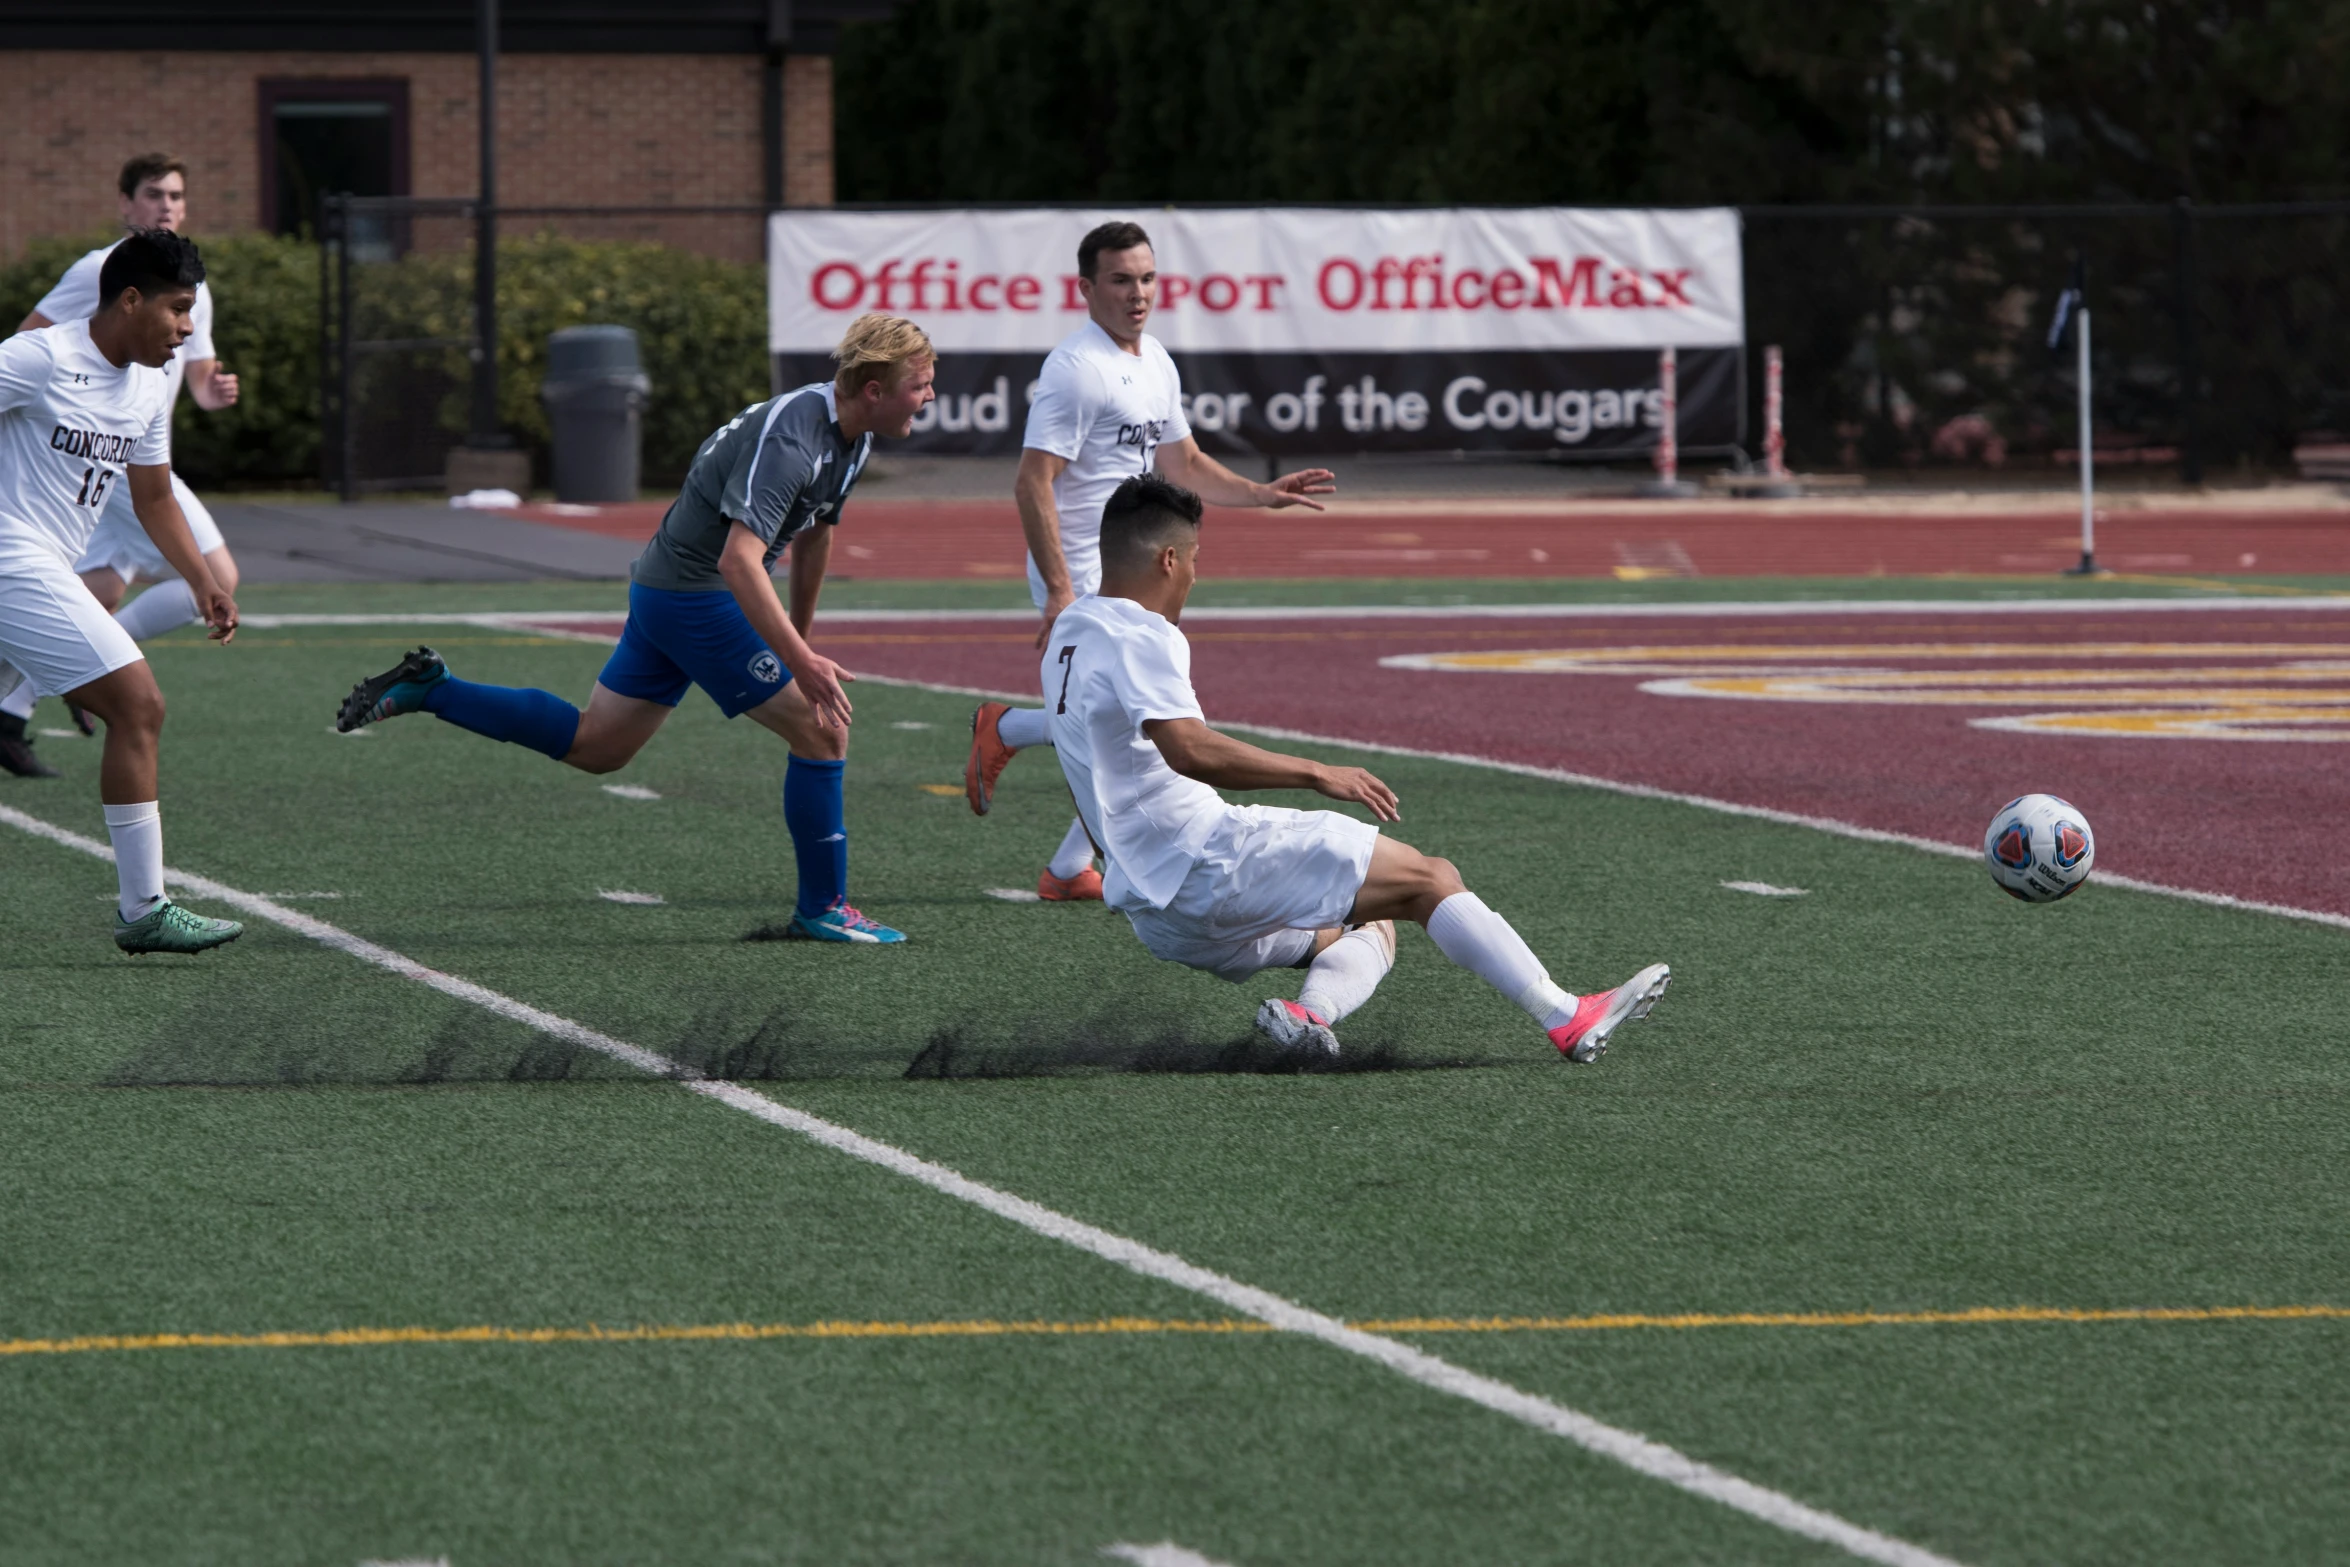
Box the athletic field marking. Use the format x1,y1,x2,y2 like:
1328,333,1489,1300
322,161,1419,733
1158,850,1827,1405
1103,1544,1234,1567
327,725,373,739
36,727,78,739
9,1304,2340,1360
596,890,665,906
1722,881,1808,897
890,720,934,730
835,668,2350,939
918,783,963,796
0,804,1964,1567
226,595,2350,636
986,887,1044,902
600,784,660,801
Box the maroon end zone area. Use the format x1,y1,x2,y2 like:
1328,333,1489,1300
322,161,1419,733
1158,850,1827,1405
731,606,2350,920
510,499,2350,579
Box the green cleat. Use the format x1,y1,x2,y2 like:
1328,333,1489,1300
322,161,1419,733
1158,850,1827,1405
336,646,448,732
114,900,244,955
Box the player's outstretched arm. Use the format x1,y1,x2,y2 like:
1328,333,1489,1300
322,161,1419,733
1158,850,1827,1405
1157,437,1335,512
787,522,830,637
127,463,235,642
1143,716,1398,821
185,358,239,410
718,520,853,728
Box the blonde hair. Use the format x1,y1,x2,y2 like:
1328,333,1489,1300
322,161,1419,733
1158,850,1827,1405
833,313,934,395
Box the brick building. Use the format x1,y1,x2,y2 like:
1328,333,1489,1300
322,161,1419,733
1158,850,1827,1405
0,1,889,261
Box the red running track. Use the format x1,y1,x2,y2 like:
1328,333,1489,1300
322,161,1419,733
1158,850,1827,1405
728,605,2350,921
511,499,2350,580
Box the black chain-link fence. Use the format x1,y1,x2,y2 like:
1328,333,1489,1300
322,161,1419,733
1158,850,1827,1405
320,197,767,496
321,196,2350,495
1745,201,2350,479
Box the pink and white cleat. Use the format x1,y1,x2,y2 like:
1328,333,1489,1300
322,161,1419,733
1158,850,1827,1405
1547,963,1671,1063
1255,997,1340,1059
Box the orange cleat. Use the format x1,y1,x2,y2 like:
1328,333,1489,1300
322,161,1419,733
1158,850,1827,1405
1036,865,1104,901
966,701,1018,816
1547,964,1671,1064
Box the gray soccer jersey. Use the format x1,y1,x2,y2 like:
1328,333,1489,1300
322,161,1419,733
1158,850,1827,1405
631,381,871,592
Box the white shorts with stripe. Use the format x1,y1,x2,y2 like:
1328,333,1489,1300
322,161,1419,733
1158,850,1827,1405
1123,805,1380,983
0,550,143,704
73,471,223,581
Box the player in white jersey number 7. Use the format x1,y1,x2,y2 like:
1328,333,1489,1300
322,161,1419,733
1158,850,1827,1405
1045,473,1669,1062
968,220,1337,902
0,230,243,953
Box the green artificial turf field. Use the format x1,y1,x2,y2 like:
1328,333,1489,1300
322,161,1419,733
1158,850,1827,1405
2,603,2345,1566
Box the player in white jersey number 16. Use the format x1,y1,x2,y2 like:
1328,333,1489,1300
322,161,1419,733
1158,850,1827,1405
0,229,243,953
2,151,243,776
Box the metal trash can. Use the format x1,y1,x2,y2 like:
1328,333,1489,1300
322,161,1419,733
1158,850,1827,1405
540,326,651,503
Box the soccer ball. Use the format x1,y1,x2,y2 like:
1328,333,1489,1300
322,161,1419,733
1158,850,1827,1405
1983,794,2095,902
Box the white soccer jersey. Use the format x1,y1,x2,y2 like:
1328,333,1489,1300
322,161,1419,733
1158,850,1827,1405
0,321,173,572
1021,321,1191,604
1043,593,1231,912
34,242,216,435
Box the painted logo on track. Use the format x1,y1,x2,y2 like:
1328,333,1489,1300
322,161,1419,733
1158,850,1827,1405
1379,641,2350,742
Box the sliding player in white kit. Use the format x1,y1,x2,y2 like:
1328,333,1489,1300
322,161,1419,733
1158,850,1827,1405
965,220,1335,900
0,229,244,952
2,152,241,777
1050,473,1669,1061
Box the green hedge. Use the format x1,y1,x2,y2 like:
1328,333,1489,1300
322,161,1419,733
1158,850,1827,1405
0,231,768,490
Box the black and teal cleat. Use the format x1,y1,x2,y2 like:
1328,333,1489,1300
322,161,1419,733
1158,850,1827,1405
336,646,449,732
115,900,243,955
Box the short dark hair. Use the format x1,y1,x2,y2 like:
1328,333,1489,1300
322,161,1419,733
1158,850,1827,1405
1078,221,1153,280
1099,472,1203,579
98,229,205,310
118,152,187,199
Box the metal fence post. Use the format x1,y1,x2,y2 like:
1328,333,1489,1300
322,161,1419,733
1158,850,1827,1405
318,194,339,495
2173,197,2203,485
336,199,357,503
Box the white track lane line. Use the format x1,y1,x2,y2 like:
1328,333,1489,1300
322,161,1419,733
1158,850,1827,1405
840,671,2350,938
0,799,1964,1567
292,604,2350,934
235,594,2350,631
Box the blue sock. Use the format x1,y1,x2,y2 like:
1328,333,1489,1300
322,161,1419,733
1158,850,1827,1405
783,755,848,916
422,677,581,761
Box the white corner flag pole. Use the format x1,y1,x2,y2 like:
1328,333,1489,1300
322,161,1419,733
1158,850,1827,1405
2070,307,2099,575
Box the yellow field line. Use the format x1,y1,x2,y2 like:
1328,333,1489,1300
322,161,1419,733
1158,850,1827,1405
5,1304,2342,1359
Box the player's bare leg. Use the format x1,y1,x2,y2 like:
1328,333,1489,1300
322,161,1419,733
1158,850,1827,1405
1342,836,1667,1063
68,660,241,954
559,683,673,773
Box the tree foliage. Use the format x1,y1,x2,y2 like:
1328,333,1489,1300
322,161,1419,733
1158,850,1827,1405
839,1,2350,207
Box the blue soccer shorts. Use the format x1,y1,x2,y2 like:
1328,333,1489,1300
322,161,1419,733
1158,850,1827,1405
597,582,792,719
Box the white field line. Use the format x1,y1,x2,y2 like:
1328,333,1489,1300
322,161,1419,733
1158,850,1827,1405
234,595,2350,632
1723,881,1810,897
0,799,1965,1567
280,603,2349,936
1102,1545,1236,1567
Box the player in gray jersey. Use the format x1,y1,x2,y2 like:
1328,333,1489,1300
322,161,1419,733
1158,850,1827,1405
333,314,937,944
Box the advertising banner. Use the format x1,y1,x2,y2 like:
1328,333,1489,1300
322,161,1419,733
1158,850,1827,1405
768,208,1744,457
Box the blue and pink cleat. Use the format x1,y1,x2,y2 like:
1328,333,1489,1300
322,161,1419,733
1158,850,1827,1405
787,899,907,944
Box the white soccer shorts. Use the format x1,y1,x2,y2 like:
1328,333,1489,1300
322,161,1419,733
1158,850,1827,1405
1124,804,1381,983
73,470,224,582
1027,551,1103,612
0,551,145,703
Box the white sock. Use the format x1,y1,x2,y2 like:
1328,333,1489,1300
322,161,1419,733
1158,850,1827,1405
104,801,166,921
0,676,35,721
1423,891,1577,1031
996,706,1053,750
1297,922,1396,1024
114,579,199,642
1046,815,1096,880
